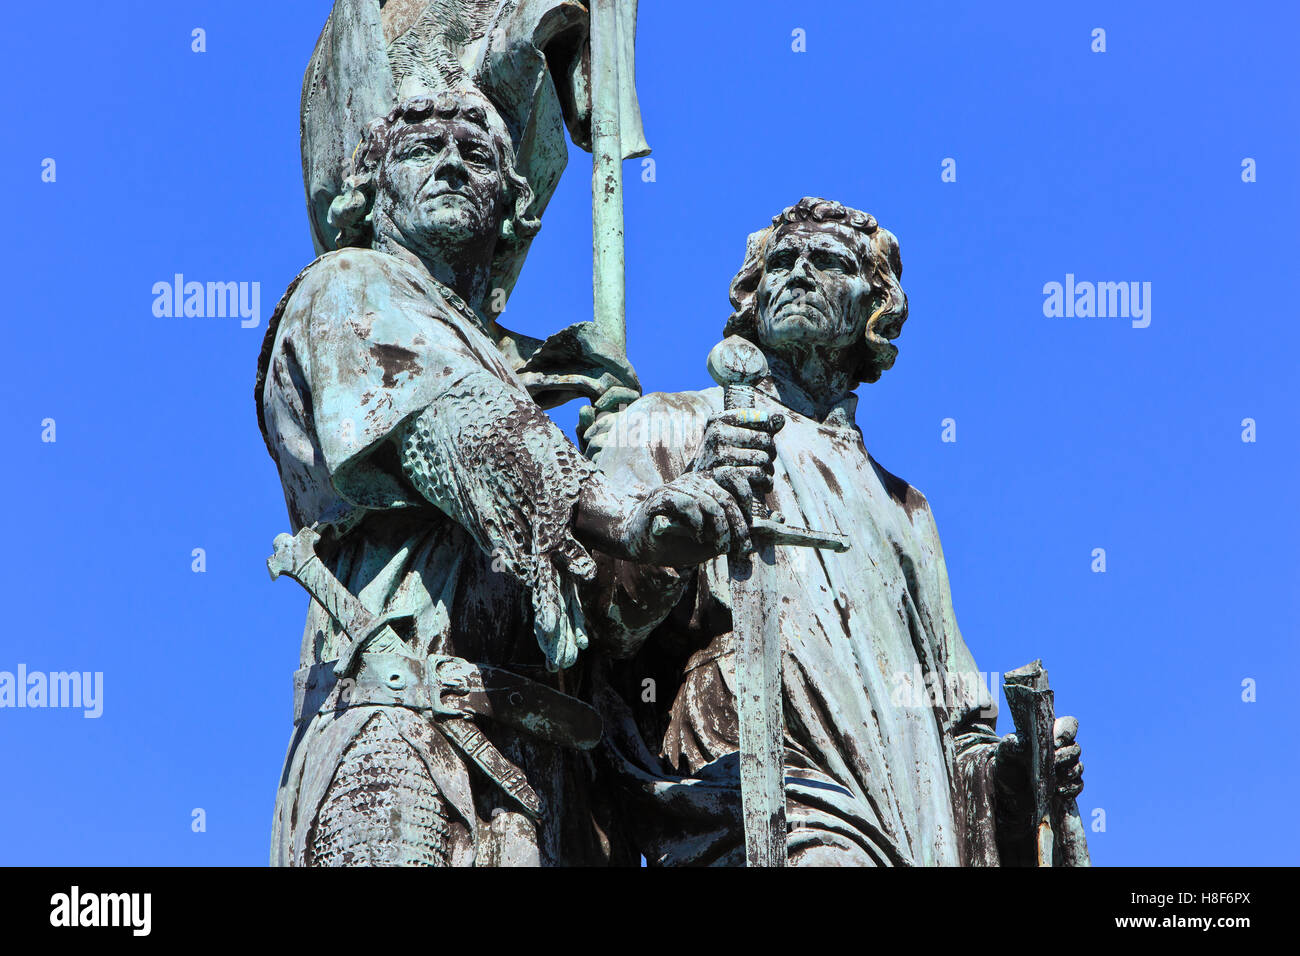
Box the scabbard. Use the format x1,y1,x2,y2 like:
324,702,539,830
437,717,543,820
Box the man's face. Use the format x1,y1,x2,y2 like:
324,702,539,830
754,222,875,358
378,115,505,254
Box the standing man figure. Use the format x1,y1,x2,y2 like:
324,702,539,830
582,198,1084,866
257,88,746,866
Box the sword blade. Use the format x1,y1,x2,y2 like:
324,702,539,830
695,353,848,867
732,540,787,866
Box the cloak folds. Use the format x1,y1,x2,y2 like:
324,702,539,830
582,384,1011,866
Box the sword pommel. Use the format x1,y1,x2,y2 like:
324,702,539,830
267,527,321,581
708,335,769,392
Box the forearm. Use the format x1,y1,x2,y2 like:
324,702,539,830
953,721,1037,866
953,735,1002,867
572,471,639,560
570,472,686,655
579,553,689,659
397,381,597,570
397,377,607,668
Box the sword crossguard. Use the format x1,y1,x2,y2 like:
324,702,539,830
751,516,849,552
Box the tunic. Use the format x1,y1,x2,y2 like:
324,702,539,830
583,377,1006,866
257,246,625,866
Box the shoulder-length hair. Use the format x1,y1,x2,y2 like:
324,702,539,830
326,89,540,257
724,197,908,385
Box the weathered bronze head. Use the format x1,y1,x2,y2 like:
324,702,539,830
725,197,908,387
328,89,540,263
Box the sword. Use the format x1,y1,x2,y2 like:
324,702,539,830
1002,660,1091,867
267,526,548,819
662,335,849,866
267,526,402,680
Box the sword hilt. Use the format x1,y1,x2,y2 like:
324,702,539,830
267,525,401,678
722,386,768,523
713,335,772,527
694,336,849,554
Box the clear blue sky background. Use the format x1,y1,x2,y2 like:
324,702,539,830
1,1,1295,865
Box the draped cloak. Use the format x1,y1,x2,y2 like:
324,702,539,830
258,247,630,866
582,379,1009,866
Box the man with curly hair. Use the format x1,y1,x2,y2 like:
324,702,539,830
582,198,1085,866
257,88,754,867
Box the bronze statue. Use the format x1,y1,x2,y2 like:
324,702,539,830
255,2,1087,868
582,198,1085,866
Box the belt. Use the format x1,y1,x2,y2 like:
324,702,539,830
291,652,602,820
294,653,601,748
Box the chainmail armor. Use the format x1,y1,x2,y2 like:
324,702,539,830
398,377,600,668
307,712,451,867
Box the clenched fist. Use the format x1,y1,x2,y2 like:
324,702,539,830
623,472,755,566
688,407,785,515
996,715,1085,800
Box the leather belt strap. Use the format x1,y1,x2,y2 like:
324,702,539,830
293,654,600,749
291,652,601,819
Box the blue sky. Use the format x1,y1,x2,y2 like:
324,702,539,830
1,0,1295,865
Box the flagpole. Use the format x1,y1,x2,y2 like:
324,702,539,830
589,0,627,357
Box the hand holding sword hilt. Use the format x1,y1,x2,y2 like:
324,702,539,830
645,336,851,555
649,336,850,554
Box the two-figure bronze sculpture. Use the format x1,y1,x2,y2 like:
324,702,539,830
256,0,1087,867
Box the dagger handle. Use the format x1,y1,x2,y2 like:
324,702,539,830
295,559,366,639
268,530,396,678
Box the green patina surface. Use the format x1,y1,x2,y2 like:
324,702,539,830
256,0,1087,868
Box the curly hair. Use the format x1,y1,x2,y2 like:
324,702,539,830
327,89,541,255
724,197,909,385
